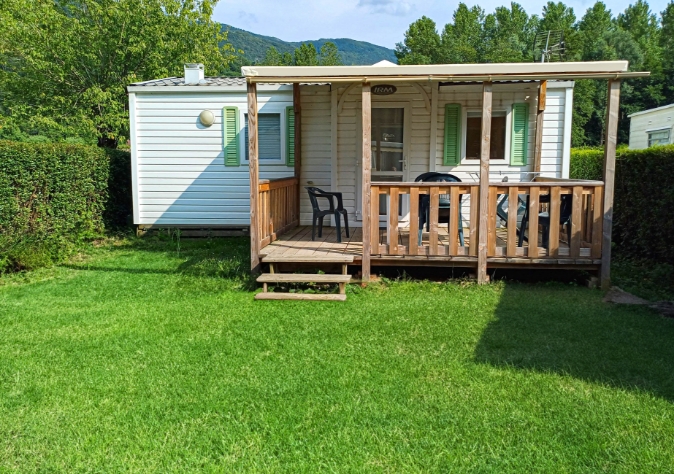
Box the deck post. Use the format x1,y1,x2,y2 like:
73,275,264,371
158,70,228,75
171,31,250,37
477,81,492,284
293,83,302,223
248,81,260,272
600,79,621,290
533,80,547,173
361,82,372,282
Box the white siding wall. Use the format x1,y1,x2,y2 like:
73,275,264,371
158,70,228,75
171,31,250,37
131,89,294,226
629,105,674,149
299,86,333,225
298,81,573,227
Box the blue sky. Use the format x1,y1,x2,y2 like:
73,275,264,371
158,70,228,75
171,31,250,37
213,0,671,49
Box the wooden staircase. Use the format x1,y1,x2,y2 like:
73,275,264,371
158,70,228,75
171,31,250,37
255,255,354,301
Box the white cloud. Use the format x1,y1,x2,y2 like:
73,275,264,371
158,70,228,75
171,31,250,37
237,11,258,24
357,0,414,16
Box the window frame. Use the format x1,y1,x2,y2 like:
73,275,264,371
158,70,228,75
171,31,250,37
239,103,290,166
646,127,671,147
461,106,512,163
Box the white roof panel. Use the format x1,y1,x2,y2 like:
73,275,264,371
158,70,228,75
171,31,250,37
242,61,647,83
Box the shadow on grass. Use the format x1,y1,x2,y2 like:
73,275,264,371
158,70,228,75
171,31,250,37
62,236,257,290
474,282,674,402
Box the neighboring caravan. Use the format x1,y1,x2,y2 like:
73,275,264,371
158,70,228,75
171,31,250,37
128,60,648,291
628,103,674,149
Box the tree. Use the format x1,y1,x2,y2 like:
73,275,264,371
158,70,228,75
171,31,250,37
440,4,485,63
483,3,538,63
395,16,442,64
660,2,674,103
259,42,343,67
260,46,293,66
576,2,614,61
0,0,235,146
294,43,319,66
319,42,343,66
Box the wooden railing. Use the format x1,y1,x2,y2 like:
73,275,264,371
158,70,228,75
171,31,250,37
371,183,479,257
487,180,604,260
258,177,299,249
372,179,604,262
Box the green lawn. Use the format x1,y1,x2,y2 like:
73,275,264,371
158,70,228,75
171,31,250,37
1,236,673,472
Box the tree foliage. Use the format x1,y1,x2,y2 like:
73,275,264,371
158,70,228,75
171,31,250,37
0,0,235,146
395,0,674,146
260,42,344,66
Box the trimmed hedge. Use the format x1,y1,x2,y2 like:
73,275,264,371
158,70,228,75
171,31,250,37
0,141,131,272
570,145,674,264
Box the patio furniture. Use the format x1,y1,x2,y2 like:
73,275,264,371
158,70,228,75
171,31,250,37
415,172,464,246
538,194,573,248
519,193,573,248
305,187,349,243
496,176,529,245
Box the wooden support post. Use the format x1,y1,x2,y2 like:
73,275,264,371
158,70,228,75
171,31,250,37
533,80,547,174
361,83,372,282
293,83,302,223
248,81,260,272
477,82,492,284
601,80,621,290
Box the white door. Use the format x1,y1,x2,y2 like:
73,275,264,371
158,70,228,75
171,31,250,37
357,103,410,223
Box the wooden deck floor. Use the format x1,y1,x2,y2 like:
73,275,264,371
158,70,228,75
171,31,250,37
260,225,594,266
260,226,364,262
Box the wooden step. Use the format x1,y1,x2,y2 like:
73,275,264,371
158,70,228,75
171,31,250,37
257,273,352,283
261,254,354,263
254,293,347,301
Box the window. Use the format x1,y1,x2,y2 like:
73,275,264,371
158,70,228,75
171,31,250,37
465,112,507,160
244,113,282,161
648,129,670,147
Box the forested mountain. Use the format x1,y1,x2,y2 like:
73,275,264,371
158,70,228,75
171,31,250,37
221,24,397,66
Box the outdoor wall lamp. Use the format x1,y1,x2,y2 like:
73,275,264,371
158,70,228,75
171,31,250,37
199,110,215,127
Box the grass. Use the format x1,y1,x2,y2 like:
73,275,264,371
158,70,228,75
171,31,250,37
1,236,674,472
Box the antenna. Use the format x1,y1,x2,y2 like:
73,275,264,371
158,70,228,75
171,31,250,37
533,30,566,62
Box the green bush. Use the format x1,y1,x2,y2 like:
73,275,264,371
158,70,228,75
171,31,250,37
0,141,131,272
569,147,603,181
571,144,674,264
104,148,133,231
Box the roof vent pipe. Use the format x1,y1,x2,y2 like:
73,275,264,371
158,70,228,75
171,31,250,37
184,63,205,84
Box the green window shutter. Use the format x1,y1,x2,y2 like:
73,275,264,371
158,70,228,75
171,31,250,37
510,103,529,166
286,106,295,167
443,104,461,166
223,106,240,167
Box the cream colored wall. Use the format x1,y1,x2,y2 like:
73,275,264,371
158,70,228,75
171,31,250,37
299,85,333,225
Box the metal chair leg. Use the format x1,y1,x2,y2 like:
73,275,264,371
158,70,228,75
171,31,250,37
335,212,342,243
343,211,350,238
458,210,465,246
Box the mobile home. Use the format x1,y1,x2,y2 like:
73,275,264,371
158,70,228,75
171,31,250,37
628,103,674,149
128,61,648,297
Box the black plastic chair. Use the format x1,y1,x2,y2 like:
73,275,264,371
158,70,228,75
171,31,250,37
519,193,573,248
539,194,573,248
414,173,464,246
305,187,349,243
496,176,529,245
